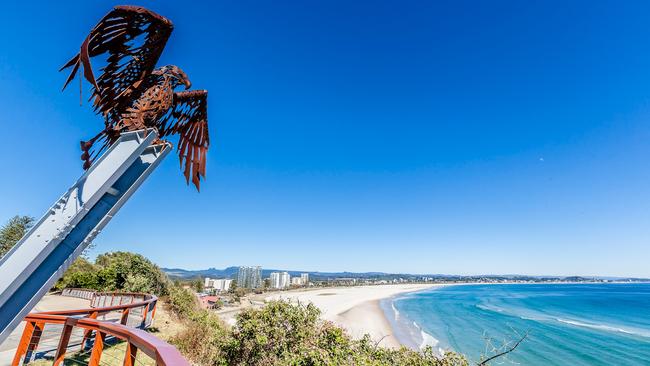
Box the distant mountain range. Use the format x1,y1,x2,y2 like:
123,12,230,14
162,267,650,282
163,266,391,280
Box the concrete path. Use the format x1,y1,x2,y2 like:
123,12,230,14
0,294,89,363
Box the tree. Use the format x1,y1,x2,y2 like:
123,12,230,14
0,215,35,258
94,251,170,295
54,257,98,290
193,278,204,293
228,279,238,294
55,251,171,295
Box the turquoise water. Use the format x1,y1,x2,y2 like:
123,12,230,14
385,283,650,365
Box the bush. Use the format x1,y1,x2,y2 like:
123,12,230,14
95,252,170,295
54,257,99,289
227,301,322,365
166,287,468,366
54,251,170,295
167,284,200,318
172,308,231,366
224,301,468,366
167,286,231,365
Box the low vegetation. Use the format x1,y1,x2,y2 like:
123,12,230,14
166,286,468,366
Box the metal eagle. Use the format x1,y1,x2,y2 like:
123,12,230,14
61,6,209,191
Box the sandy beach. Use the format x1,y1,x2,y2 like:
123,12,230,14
265,284,439,348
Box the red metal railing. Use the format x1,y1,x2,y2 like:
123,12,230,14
11,288,189,365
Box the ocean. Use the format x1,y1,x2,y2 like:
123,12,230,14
382,283,650,365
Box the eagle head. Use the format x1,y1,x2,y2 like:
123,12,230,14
154,65,192,90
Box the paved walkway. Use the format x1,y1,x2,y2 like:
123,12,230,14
0,295,90,363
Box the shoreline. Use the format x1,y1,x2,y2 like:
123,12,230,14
265,284,441,349
241,282,640,351
376,281,650,353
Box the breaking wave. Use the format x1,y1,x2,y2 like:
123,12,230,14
556,318,650,338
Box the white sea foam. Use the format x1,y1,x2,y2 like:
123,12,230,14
420,329,439,348
476,303,505,313
409,321,444,356
478,303,650,338
382,298,421,350
519,315,545,321
391,301,400,319
477,302,548,321
556,318,650,338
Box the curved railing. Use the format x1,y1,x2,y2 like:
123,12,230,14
11,288,189,365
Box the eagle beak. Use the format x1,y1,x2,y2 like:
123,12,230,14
184,79,192,90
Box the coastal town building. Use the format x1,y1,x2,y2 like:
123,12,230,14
289,273,310,286
204,278,232,292
270,271,290,289
196,294,222,309
238,266,262,289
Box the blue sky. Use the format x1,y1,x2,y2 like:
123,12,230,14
1,1,649,277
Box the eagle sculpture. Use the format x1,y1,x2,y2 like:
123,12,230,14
61,5,209,190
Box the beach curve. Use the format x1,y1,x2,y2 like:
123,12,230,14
265,284,440,348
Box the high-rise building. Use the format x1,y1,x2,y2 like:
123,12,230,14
238,266,262,289
270,272,279,288
281,272,290,288
270,271,290,289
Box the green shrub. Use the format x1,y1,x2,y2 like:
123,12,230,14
167,284,200,318
167,286,231,365
224,300,468,366
54,257,99,289
95,252,170,295
54,251,170,295
166,287,468,366
226,301,322,365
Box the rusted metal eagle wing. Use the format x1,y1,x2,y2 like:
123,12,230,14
60,5,174,119
160,90,209,191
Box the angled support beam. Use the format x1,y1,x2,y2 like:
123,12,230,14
88,331,106,366
11,321,35,366
80,311,99,351
123,342,138,366
120,308,130,325
53,321,74,366
0,129,171,344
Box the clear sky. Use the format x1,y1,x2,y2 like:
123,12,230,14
1,1,649,277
